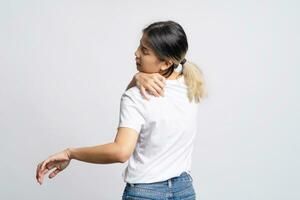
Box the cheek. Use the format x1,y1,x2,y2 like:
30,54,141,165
140,56,146,64
139,54,160,71
141,63,159,73
141,56,153,65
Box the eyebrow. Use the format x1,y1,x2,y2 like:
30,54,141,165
140,40,150,50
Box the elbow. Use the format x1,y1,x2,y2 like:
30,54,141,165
117,149,130,163
119,156,128,163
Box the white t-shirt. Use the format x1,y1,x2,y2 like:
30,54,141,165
118,75,199,184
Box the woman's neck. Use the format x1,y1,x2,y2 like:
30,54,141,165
165,71,182,80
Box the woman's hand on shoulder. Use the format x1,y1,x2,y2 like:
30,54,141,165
134,72,166,100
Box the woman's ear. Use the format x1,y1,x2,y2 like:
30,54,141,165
160,59,173,71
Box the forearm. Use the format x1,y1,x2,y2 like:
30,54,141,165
68,142,123,164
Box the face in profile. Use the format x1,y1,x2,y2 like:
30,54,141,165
135,34,172,74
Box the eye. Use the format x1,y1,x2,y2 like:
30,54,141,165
142,48,148,54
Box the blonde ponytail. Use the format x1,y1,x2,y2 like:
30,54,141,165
182,60,208,103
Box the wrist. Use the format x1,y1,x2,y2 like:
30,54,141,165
66,147,75,160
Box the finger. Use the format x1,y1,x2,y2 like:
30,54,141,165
157,74,166,83
36,163,42,178
46,161,59,171
40,159,50,172
37,162,46,184
155,80,165,97
39,160,62,184
39,168,50,184
154,77,166,89
141,87,150,100
149,83,163,97
39,159,52,182
40,162,53,179
49,167,61,179
140,86,149,101
149,88,160,97
36,163,42,182
37,168,49,184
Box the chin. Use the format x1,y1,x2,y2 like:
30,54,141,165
136,65,143,72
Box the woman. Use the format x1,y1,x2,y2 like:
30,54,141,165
36,20,207,199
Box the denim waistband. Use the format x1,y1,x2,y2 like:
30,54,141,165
127,171,193,188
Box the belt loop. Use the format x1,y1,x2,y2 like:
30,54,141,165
168,179,172,188
189,174,193,182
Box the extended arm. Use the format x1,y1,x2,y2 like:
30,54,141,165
68,142,124,164
67,126,139,164
36,141,126,185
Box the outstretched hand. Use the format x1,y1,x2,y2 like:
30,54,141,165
36,148,71,185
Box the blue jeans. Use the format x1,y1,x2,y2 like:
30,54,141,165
122,171,196,200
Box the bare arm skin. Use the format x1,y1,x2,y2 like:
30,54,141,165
36,143,123,184
67,142,123,164
36,127,139,185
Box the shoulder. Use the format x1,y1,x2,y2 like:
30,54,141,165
120,86,151,111
123,86,140,96
121,86,148,103
120,86,148,118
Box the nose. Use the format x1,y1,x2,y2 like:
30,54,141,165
134,48,139,58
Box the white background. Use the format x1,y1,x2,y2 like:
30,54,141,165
1,0,299,199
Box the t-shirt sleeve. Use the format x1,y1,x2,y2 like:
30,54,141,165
118,91,146,134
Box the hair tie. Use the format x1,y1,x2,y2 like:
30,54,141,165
180,58,187,65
